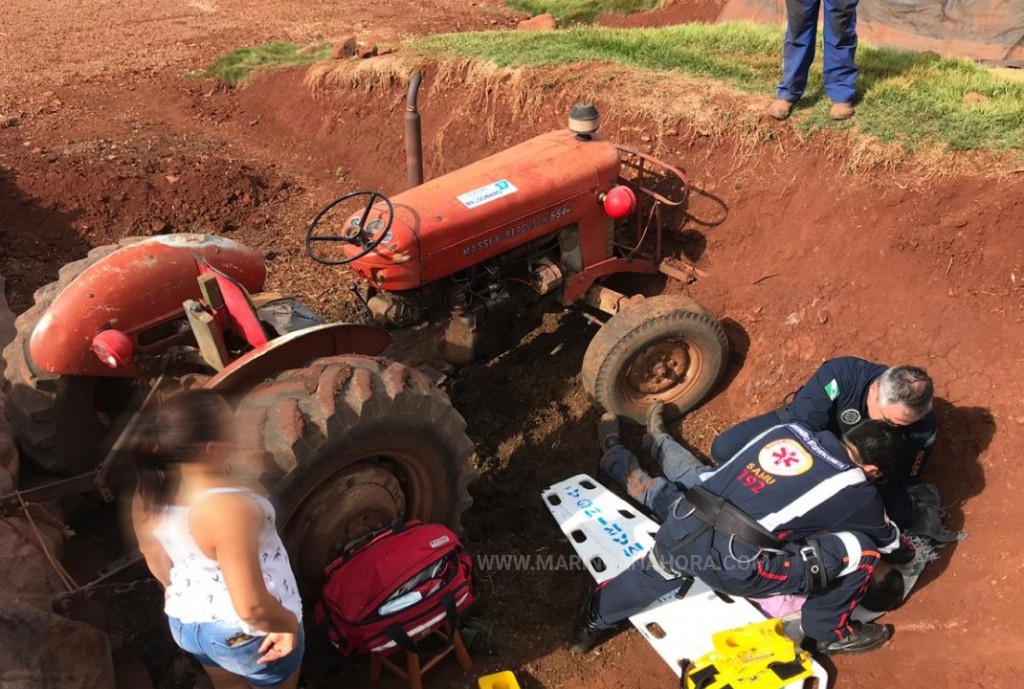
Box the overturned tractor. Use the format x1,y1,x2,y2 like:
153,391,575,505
2,92,727,601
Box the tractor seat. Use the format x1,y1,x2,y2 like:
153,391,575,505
196,259,269,348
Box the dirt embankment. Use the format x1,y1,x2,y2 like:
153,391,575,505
0,49,1021,689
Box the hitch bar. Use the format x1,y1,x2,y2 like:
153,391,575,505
0,470,109,516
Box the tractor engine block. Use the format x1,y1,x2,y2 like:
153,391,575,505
367,240,565,370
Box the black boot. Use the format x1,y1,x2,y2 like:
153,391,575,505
569,596,609,654
815,622,892,655
597,412,622,451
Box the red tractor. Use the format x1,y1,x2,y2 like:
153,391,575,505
2,93,727,597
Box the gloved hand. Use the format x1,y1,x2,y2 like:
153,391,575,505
881,534,916,566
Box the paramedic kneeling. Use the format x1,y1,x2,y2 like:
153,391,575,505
711,358,937,528
571,419,915,657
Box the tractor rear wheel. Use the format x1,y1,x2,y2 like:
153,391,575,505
581,295,728,424
237,355,476,594
2,238,144,474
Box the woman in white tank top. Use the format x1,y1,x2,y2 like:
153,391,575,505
131,390,303,689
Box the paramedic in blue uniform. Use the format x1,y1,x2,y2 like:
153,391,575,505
573,417,915,656
712,358,936,528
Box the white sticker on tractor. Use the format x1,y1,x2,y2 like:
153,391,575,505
457,179,518,209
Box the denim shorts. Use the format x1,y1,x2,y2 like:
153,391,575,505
168,617,304,686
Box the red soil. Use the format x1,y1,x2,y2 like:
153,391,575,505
1,2,1021,689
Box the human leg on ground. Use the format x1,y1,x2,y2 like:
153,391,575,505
600,443,684,519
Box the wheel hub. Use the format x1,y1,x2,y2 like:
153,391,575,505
625,340,694,397
287,463,406,590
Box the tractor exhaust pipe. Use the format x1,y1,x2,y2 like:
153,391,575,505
405,71,424,189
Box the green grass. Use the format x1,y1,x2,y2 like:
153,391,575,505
197,42,331,86
507,0,659,24
414,24,1024,151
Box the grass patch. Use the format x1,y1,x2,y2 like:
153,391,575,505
197,42,331,86
414,24,1024,152
507,0,659,24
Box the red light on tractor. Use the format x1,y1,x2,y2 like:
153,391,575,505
602,185,637,219
91,329,134,369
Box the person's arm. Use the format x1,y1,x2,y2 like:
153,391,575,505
198,493,298,635
131,493,172,588
786,358,855,431
906,412,938,482
843,490,915,564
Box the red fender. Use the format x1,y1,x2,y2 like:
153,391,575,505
29,235,266,377
204,323,393,394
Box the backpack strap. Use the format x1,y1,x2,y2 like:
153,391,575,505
382,592,459,656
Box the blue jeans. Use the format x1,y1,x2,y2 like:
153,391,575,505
169,617,304,687
600,434,710,520
777,0,860,103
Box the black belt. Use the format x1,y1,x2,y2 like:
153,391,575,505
668,485,783,555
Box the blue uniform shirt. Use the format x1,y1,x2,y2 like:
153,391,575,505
786,357,938,482
689,422,901,552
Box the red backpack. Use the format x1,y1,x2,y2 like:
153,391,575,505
315,521,474,657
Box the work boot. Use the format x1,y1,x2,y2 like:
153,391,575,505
569,596,609,655
767,98,795,121
647,401,668,438
815,622,891,655
597,412,622,451
829,101,855,120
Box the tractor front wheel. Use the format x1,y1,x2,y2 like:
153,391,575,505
581,295,728,424
237,355,476,595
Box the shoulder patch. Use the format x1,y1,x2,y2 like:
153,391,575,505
824,379,840,401
839,408,862,425
758,439,814,477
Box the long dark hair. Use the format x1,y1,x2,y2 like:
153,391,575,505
134,389,230,513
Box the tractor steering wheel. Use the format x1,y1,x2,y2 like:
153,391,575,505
305,190,395,266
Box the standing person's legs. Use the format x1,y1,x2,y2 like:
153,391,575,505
822,0,859,117
771,0,823,118
263,667,301,689
170,618,248,689
196,623,306,689
203,667,250,689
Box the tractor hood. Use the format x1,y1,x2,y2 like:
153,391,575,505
344,129,621,290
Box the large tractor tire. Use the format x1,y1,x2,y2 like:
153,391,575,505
2,238,145,474
581,295,729,424
238,355,476,594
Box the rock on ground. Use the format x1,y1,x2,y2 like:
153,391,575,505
517,12,557,30
0,601,115,689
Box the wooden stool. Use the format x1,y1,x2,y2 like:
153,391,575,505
369,622,473,689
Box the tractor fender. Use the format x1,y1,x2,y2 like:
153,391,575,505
204,322,393,394
29,234,266,377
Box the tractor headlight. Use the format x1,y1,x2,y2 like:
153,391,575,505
91,329,134,369
599,185,637,219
